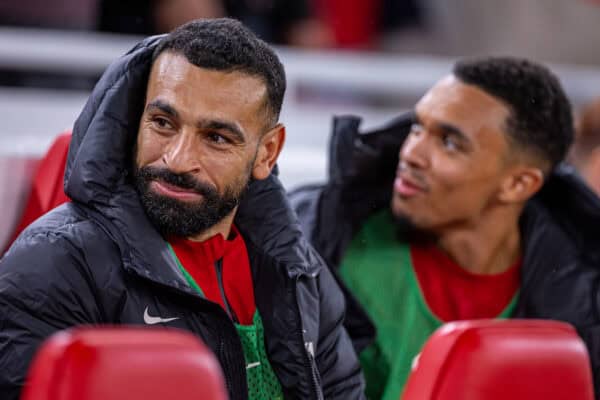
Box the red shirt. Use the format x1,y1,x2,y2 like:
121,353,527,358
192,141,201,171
169,226,255,325
410,243,521,322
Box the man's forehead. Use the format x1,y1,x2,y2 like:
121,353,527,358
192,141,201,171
416,75,510,131
151,52,187,77
143,52,272,138
146,52,268,117
147,52,267,99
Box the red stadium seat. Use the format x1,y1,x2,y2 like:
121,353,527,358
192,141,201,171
6,131,71,251
401,319,594,400
21,327,228,400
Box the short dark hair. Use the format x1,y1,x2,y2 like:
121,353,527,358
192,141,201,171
152,18,286,125
453,57,574,170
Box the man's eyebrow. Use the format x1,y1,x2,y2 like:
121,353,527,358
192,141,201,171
145,100,179,118
197,119,246,143
436,122,470,143
414,111,471,144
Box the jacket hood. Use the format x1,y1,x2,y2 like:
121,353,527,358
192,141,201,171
527,165,600,263
327,114,600,261
321,113,413,226
63,35,322,288
65,35,161,206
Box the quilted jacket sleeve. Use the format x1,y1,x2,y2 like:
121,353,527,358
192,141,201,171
314,264,366,399
0,232,102,400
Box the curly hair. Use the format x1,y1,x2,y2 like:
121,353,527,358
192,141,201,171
153,18,286,125
453,57,573,170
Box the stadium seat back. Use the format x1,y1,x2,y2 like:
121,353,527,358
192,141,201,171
5,131,71,251
21,327,228,400
401,319,594,400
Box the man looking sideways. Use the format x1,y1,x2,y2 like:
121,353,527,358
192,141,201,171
291,57,600,399
0,19,364,400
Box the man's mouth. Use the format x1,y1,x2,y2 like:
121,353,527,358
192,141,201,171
394,172,427,198
151,180,203,201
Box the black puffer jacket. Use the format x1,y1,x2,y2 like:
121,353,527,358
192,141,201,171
289,113,600,395
0,37,365,400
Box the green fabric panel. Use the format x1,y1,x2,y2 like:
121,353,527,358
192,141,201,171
236,313,284,400
340,211,519,400
167,243,283,399
167,242,206,297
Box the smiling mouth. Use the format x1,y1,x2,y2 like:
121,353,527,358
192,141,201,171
394,174,427,198
151,180,203,201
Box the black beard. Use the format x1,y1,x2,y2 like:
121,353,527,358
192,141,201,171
133,166,248,238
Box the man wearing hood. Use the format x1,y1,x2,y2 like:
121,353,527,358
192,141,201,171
291,57,600,399
0,19,364,400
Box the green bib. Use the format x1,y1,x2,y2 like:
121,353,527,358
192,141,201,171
237,312,284,400
168,244,284,400
340,211,518,400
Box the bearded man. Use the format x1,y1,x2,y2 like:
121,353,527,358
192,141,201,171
0,19,364,400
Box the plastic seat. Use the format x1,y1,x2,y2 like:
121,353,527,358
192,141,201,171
21,327,228,400
5,131,71,251
401,319,594,400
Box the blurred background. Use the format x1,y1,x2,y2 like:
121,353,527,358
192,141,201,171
1,0,600,248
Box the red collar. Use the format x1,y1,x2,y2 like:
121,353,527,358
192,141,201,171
168,225,242,265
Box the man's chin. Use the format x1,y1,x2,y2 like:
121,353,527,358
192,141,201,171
141,189,241,238
391,195,412,220
146,206,220,238
389,204,438,244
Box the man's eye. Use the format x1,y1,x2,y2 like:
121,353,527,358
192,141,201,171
208,132,228,144
152,117,172,129
442,133,459,150
410,123,423,136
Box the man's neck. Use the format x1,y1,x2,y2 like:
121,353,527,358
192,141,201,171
186,210,237,243
436,208,522,275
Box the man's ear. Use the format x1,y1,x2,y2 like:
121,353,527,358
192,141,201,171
497,166,545,204
252,123,286,180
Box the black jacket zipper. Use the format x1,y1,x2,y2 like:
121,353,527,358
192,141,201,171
215,258,239,324
292,276,323,399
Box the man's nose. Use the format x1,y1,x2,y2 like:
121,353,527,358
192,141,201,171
399,132,429,170
162,131,201,174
